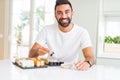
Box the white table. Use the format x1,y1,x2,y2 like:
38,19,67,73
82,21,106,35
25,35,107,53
0,59,120,80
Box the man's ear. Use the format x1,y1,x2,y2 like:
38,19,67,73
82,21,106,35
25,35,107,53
54,12,57,19
55,14,56,19
72,11,74,16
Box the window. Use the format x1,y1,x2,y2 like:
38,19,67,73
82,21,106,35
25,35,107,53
10,0,56,60
105,17,120,37
97,0,120,58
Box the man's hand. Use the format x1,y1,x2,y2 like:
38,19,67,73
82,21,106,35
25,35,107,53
29,42,50,58
75,47,94,71
74,61,91,71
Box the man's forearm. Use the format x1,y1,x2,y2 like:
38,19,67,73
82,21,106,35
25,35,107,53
82,47,95,66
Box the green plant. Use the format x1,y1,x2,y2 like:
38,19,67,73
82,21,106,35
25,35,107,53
15,24,24,45
15,11,29,45
36,6,45,21
104,36,113,44
104,36,120,44
113,36,120,44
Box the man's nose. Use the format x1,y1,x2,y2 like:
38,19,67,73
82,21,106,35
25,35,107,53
61,13,67,18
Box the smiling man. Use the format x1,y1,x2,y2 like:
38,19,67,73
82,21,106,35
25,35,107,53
29,0,94,71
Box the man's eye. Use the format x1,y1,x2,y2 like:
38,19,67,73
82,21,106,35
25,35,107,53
66,12,69,14
57,12,62,14
65,11,70,14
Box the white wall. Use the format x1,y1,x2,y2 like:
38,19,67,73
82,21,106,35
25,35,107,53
104,0,120,11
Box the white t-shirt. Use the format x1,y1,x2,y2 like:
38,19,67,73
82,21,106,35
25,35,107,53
36,24,92,63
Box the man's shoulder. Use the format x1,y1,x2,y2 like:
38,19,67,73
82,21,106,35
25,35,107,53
40,24,58,33
74,24,87,32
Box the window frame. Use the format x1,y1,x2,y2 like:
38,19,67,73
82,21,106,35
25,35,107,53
4,0,55,59
97,0,120,59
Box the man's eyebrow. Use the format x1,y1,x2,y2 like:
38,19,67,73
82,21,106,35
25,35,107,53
65,9,71,12
56,11,62,12
56,9,71,12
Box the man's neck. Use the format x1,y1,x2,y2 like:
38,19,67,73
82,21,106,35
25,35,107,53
58,23,74,32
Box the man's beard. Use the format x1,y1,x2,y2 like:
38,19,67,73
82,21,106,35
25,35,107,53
57,18,71,28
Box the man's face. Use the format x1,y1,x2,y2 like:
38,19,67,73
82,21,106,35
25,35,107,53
55,4,73,28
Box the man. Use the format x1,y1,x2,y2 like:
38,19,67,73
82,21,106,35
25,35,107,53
29,0,94,71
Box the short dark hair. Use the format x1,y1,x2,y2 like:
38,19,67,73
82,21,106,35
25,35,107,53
55,0,73,11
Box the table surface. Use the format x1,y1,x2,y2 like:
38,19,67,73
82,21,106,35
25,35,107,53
0,59,120,80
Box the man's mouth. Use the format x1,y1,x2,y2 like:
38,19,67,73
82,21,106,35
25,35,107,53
58,18,71,27
61,18,69,23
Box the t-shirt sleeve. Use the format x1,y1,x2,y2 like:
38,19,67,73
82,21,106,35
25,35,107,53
35,28,47,46
80,29,92,50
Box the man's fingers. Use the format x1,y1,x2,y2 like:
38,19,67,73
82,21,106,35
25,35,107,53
75,61,84,69
37,48,49,55
75,61,90,71
39,45,50,52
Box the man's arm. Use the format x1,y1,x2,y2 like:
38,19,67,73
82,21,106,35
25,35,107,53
82,47,94,65
29,42,50,58
75,47,94,70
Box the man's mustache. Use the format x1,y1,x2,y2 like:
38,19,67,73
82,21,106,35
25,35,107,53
59,18,69,21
